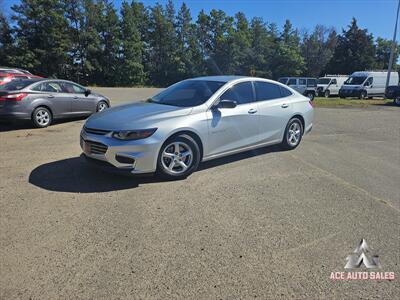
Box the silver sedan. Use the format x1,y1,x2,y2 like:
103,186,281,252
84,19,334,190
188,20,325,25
81,76,314,179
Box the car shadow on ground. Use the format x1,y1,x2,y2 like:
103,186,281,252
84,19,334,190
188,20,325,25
29,145,284,193
0,117,87,132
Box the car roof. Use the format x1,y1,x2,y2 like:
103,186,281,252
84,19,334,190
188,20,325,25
0,73,41,77
189,75,247,82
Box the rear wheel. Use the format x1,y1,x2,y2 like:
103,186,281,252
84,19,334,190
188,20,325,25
395,97,400,106
32,107,52,128
157,134,200,179
281,118,303,150
324,90,330,98
306,92,315,101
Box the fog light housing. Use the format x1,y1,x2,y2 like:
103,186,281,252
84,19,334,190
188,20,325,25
115,155,135,165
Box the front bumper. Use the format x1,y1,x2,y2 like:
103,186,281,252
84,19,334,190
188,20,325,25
80,128,162,174
339,89,362,98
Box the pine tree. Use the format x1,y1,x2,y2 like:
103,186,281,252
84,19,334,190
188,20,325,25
11,0,71,77
148,2,178,85
270,20,304,78
0,13,14,67
301,25,337,77
326,18,376,74
119,0,145,86
375,37,399,70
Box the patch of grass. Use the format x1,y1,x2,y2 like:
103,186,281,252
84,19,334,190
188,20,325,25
314,97,392,108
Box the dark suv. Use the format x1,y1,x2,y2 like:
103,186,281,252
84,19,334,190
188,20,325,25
385,85,400,106
278,77,317,100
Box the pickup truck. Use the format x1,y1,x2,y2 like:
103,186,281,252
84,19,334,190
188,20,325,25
385,85,400,106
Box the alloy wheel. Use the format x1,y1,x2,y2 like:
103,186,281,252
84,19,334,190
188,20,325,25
35,109,50,126
98,102,108,112
161,142,193,175
287,122,301,147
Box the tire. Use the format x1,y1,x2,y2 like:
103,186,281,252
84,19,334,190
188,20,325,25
395,97,400,106
281,118,303,150
324,90,330,98
359,91,367,100
32,107,52,128
96,100,109,112
157,134,200,179
306,92,315,101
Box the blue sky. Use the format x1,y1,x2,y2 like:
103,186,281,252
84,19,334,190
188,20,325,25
2,0,399,40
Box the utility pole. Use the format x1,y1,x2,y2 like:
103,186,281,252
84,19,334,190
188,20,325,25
386,0,400,90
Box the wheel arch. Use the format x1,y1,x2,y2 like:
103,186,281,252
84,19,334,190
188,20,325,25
32,104,53,118
164,130,204,160
290,114,305,133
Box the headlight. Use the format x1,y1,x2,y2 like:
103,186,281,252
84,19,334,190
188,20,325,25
112,128,157,140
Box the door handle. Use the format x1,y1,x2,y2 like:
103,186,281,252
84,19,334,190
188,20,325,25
281,103,289,108
248,108,257,114
47,94,54,98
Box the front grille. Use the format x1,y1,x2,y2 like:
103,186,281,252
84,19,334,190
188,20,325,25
87,140,108,155
84,126,111,135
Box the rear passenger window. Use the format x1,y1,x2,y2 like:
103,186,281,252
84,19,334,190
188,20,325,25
307,79,317,87
299,79,307,85
254,81,281,101
220,82,254,105
280,86,292,97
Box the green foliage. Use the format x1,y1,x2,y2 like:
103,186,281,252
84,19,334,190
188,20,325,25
0,2,396,86
326,18,376,74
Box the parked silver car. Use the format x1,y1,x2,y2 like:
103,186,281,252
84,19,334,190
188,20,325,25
0,79,110,127
81,76,314,179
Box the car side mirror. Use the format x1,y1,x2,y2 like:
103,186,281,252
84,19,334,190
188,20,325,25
84,89,91,97
216,99,237,109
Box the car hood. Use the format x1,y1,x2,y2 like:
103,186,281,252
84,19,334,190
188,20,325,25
85,102,193,130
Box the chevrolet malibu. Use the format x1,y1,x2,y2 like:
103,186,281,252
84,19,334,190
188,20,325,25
81,76,314,179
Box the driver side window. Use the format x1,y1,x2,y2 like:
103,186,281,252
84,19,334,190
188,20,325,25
220,82,254,105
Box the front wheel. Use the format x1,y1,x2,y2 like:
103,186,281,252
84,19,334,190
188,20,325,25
157,134,200,179
324,90,330,98
281,118,303,150
359,91,367,100
96,100,109,112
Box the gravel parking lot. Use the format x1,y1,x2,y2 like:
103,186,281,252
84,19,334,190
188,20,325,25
1,88,399,299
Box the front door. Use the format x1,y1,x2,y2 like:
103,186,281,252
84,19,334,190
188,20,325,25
206,81,260,157
63,82,96,115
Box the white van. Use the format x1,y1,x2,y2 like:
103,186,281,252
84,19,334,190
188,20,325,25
339,71,399,99
317,75,348,97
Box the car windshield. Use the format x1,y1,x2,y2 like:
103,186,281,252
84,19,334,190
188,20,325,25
344,76,367,85
0,79,36,90
149,80,225,107
318,78,331,84
278,78,288,84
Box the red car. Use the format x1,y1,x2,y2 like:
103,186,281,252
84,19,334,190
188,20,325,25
0,73,43,85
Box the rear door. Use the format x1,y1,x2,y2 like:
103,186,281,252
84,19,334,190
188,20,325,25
32,81,72,117
255,81,293,143
287,78,298,93
298,78,307,95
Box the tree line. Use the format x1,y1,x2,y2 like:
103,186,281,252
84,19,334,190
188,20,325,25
0,0,398,87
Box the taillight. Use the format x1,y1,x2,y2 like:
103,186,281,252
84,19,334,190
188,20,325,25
0,93,28,101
